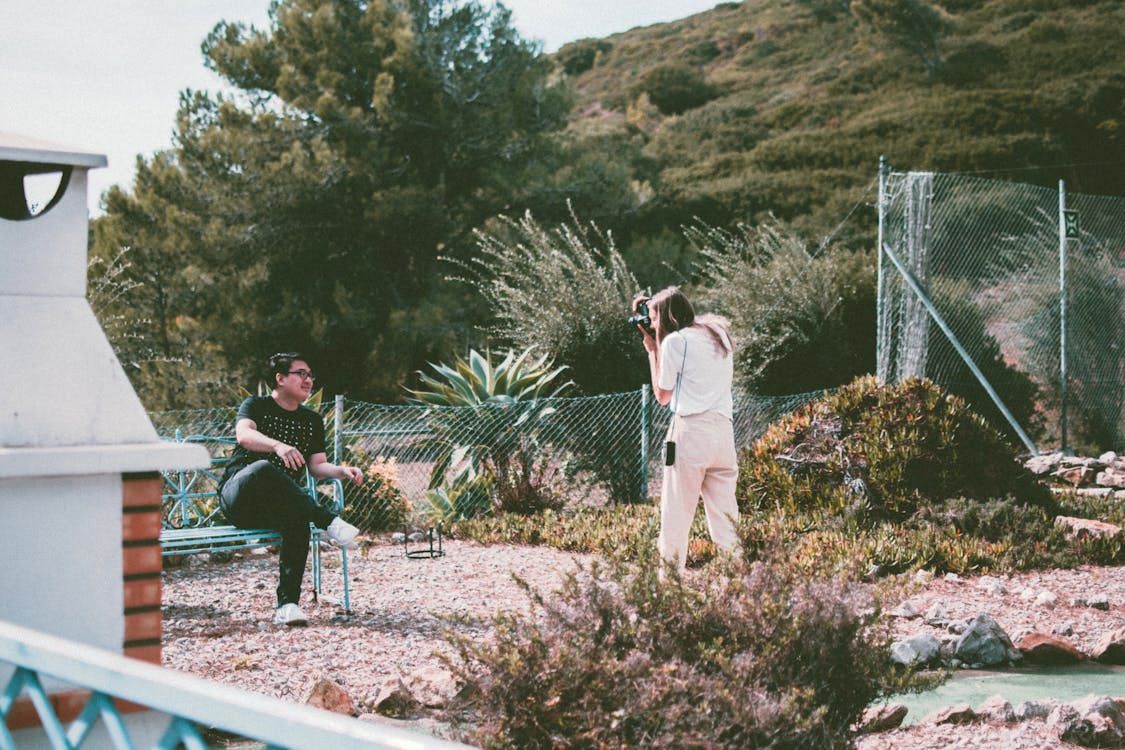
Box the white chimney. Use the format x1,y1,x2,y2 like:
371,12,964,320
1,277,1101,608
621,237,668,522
0,132,208,739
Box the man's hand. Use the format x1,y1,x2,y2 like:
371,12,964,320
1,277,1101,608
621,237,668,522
340,466,364,485
273,442,305,471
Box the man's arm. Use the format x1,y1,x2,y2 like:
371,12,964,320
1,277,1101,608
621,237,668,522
235,417,307,471
308,453,364,485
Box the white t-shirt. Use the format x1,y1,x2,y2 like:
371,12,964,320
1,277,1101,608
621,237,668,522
658,325,734,419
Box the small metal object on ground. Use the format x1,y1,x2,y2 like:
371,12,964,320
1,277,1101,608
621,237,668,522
404,521,445,558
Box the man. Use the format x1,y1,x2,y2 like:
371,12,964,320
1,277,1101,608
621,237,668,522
218,351,363,626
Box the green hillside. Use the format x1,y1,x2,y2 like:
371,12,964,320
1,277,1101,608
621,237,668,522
549,0,1124,258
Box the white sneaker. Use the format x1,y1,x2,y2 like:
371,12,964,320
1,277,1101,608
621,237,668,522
273,602,308,626
326,517,359,549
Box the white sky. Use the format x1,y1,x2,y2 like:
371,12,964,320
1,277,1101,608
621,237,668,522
0,0,720,215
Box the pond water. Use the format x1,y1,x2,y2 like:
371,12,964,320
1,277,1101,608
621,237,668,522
889,664,1125,726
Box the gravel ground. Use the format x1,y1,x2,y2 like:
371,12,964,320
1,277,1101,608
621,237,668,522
162,538,1125,749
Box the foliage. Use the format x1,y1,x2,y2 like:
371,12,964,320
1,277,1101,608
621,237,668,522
925,277,1045,445
630,63,718,115
692,220,877,394
441,543,922,750
344,449,410,532
851,0,951,78
738,375,1054,521
1017,223,1125,454
407,347,572,518
454,207,646,396
91,0,569,408
555,38,612,75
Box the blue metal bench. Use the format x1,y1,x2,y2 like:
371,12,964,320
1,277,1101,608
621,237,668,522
160,434,351,613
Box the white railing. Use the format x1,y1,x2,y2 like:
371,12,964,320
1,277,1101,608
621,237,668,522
0,619,475,750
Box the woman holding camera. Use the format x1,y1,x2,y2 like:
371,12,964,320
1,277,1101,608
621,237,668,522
634,286,741,575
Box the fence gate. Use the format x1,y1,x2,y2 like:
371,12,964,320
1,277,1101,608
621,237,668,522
877,160,1125,455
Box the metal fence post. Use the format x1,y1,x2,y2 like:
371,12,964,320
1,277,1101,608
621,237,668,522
876,154,889,383
334,393,344,464
639,385,650,503
1058,179,1068,454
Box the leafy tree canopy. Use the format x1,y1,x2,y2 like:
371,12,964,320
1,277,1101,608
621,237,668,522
92,0,569,407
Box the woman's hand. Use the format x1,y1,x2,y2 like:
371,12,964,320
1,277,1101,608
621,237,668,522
639,325,657,354
631,293,648,313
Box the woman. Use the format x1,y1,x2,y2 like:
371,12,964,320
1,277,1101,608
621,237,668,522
635,287,740,575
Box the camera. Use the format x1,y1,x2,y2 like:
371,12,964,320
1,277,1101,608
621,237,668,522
628,299,651,330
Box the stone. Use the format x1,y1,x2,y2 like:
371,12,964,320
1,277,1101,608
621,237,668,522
1015,699,1059,721
1050,695,1125,748
305,677,355,716
954,613,1021,667
889,599,921,618
1055,516,1123,541
1026,452,1063,475
978,576,1008,596
923,703,976,725
976,695,1016,723
859,703,908,733
365,678,419,718
402,665,462,708
1096,470,1125,488
1015,632,1085,665
1034,590,1058,609
1092,627,1125,664
891,633,942,667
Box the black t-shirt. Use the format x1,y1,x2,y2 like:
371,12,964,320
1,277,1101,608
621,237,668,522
220,396,327,487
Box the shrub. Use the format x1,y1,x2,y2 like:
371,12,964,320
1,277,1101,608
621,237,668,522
555,38,612,75
441,544,921,749
407,347,573,518
691,220,877,394
739,375,1054,521
343,449,410,532
632,63,717,115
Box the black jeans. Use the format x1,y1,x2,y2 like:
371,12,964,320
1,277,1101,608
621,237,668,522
219,460,337,607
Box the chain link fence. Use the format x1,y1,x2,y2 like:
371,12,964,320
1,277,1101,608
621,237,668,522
150,389,817,532
878,169,1125,455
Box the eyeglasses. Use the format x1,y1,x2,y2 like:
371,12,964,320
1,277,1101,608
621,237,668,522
287,369,316,381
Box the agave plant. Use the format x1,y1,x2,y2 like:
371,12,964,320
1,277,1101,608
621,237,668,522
407,347,573,518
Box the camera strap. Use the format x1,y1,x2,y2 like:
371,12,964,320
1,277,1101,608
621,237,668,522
670,338,687,437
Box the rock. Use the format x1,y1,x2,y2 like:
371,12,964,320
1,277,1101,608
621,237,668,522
1015,699,1060,721
1049,695,1125,748
1055,516,1123,541
1092,627,1125,664
976,695,1016,723
923,703,976,725
305,677,355,716
1088,594,1111,611
1057,466,1094,485
977,576,1008,596
1026,452,1063,475
954,613,1021,667
859,703,908,733
891,633,942,667
365,678,419,718
889,600,921,618
1096,470,1125,488
1015,632,1085,665
923,601,949,626
1034,590,1058,609
402,665,461,708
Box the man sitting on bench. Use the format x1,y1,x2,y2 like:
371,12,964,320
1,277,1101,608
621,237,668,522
218,351,364,626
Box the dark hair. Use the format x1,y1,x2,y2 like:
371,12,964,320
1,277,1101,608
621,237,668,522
267,351,309,385
649,287,733,356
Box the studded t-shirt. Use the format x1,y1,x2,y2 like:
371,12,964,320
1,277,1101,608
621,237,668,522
220,395,327,486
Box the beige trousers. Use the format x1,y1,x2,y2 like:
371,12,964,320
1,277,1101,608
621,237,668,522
658,411,741,573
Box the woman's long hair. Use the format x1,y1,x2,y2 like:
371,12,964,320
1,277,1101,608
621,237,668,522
649,287,733,356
